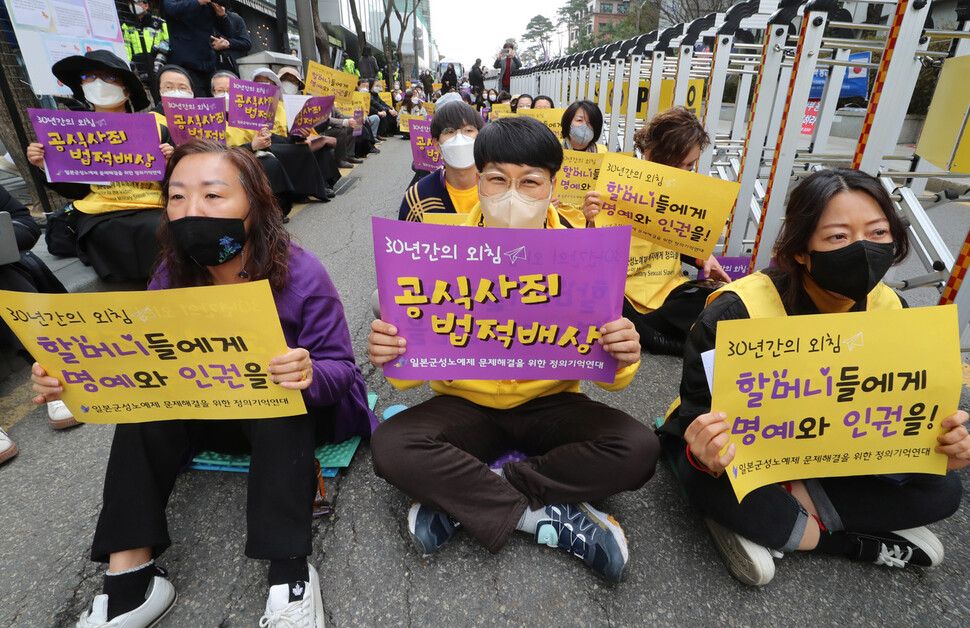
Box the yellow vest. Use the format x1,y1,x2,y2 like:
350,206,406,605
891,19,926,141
74,113,167,215
387,203,641,408
706,271,902,317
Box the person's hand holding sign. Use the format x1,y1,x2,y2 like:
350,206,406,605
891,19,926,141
684,411,733,474
367,319,404,366
598,317,640,371
702,255,731,283
268,347,314,391
938,410,970,471
30,362,62,406
252,125,272,151
160,143,174,162
581,190,602,227
27,142,46,170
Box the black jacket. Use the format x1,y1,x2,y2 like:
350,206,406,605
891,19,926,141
469,64,484,90
214,11,251,74
162,0,231,73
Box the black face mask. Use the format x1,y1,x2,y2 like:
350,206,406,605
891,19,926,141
168,216,247,267
807,240,895,302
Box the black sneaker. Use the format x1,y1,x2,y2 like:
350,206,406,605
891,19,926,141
639,326,684,356
534,503,629,582
848,527,944,568
408,502,460,556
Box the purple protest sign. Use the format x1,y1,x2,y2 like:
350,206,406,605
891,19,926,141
285,95,335,136
162,97,227,145
29,109,165,183
373,217,632,382
352,109,364,136
700,256,752,282
227,78,280,130
409,120,442,171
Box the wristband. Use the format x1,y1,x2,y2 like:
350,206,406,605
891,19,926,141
686,444,722,478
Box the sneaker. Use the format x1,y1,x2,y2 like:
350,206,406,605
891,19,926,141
534,503,629,582
48,400,80,429
259,563,325,628
704,518,776,586
76,574,176,628
407,502,460,556
0,427,18,465
848,527,943,568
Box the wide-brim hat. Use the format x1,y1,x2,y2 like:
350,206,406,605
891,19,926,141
277,66,304,90
52,49,149,111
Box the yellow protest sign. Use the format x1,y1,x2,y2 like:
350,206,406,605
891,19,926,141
711,305,960,501
433,82,442,91
593,153,738,259
488,103,513,121
398,113,427,132
304,60,357,108
915,55,970,173
555,150,604,206
519,108,565,138
378,92,393,107
0,282,306,423
421,102,436,116
351,91,370,117
421,213,468,226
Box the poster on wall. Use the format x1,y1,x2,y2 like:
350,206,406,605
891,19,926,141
3,0,127,96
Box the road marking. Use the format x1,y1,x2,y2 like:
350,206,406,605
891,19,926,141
0,380,37,430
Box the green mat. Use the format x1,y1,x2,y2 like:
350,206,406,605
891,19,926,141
187,393,377,475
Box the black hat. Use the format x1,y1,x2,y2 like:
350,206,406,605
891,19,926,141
52,49,149,111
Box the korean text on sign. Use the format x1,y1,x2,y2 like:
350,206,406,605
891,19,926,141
162,97,227,145
372,217,632,383
304,60,357,108
29,109,165,184
710,305,961,501
556,150,604,206
409,120,441,171
593,153,739,259
0,282,306,423
227,78,280,130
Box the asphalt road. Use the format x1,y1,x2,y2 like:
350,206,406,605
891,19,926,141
1,136,968,627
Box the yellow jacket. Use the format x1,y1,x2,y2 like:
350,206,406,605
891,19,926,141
386,200,641,408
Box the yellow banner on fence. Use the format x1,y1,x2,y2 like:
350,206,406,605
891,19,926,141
519,107,566,138
0,282,306,423
711,305,960,501
304,60,357,108
593,153,738,259
398,113,427,132
554,150,604,206
596,78,705,119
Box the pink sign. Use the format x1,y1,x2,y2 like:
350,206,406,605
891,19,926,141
373,217,632,382
162,97,227,145
227,78,280,130
801,99,820,135
29,109,165,183
409,120,441,171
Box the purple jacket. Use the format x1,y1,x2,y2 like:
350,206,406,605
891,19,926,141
151,244,377,440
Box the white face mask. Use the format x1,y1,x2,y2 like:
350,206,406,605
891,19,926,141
439,133,476,170
359,87,370,93
281,82,299,95
161,89,193,99
394,93,403,102
82,78,127,107
132,3,146,16
488,94,496,102
518,104,530,110
478,185,550,229
218,91,230,105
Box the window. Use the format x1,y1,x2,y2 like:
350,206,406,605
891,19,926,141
616,3,628,13
600,3,613,12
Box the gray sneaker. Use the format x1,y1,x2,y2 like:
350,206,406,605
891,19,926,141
704,518,776,586
534,503,629,582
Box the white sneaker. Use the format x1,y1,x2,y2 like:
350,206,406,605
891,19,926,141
0,427,18,465
259,563,325,627
704,518,776,586
48,400,80,429
76,575,177,627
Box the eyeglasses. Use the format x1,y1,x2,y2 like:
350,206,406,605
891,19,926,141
79,73,122,85
439,127,478,140
480,171,550,197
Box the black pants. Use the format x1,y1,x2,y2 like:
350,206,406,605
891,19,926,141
622,281,714,347
676,448,963,551
371,392,659,553
90,409,334,563
76,209,162,282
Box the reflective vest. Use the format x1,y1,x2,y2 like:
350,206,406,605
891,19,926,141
122,20,168,57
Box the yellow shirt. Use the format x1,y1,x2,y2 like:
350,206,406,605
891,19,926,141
623,237,687,313
445,180,479,215
386,201,641,408
74,112,167,215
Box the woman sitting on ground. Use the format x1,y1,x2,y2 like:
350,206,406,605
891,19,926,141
658,168,970,586
31,140,376,627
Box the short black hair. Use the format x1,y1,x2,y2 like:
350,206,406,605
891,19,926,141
474,116,563,177
561,100,603,144
534,95,554,107
362,46,372,56
430,101,484,139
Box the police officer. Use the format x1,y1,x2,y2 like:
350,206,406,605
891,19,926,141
121,1,169,91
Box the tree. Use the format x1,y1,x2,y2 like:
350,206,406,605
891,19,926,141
522,15,555,61
346,0,367,52
393,0,423,84
647,0,734,28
